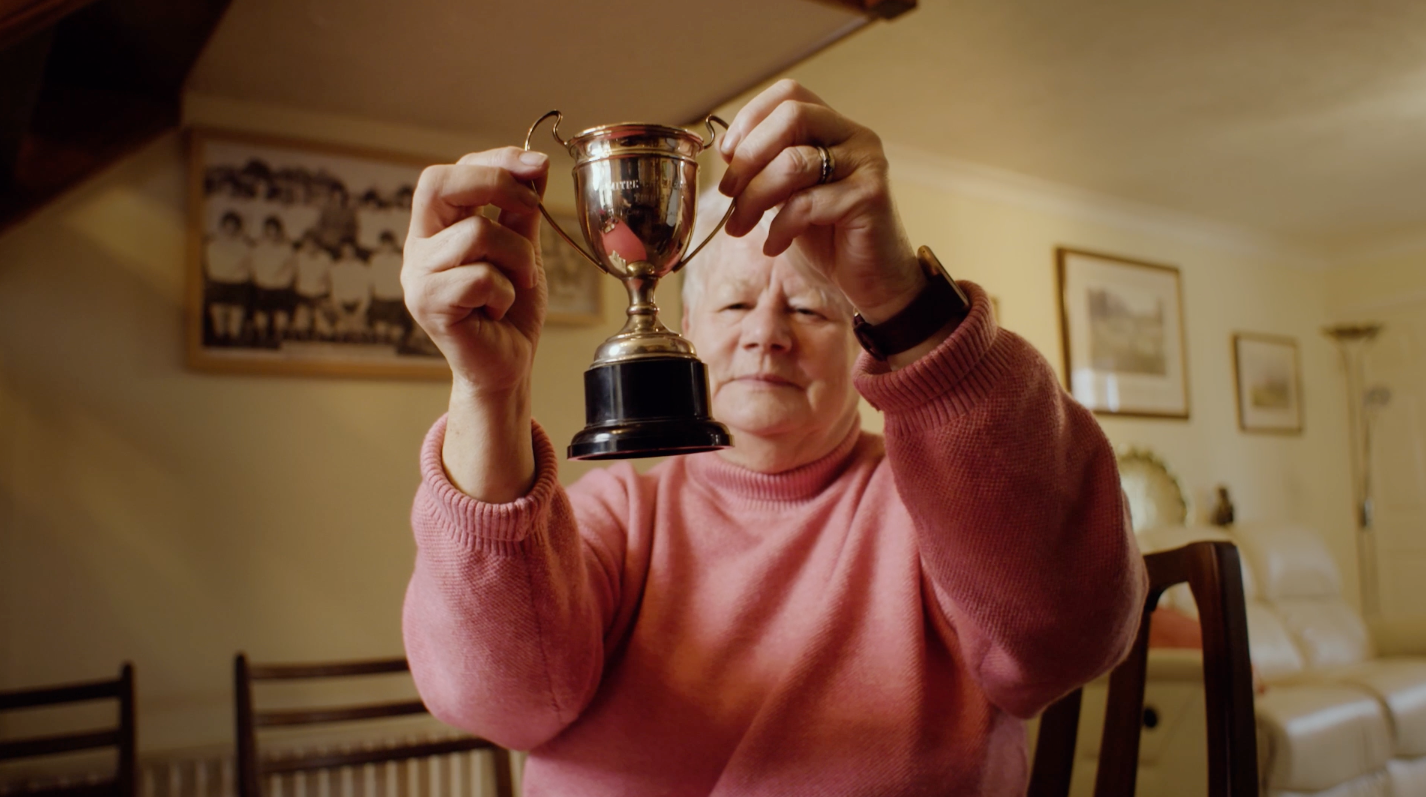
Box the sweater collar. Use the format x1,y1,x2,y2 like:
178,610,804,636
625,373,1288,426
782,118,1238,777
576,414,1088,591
685,422,865,502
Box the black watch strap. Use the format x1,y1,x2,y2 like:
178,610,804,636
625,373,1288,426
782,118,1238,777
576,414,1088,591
852,246,972,360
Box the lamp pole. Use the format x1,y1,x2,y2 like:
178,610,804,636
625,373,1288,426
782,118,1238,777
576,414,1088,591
1323,323,1388,616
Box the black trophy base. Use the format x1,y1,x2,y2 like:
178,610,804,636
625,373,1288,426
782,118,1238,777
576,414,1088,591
569,357,732,461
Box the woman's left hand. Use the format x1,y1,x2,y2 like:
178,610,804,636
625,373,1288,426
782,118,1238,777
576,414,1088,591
717,79,922,324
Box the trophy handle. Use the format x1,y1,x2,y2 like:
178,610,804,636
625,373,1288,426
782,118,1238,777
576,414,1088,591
674,114,737,271
696,114,728,151
678,201,735,272
523,110,611,275
524,109,570,150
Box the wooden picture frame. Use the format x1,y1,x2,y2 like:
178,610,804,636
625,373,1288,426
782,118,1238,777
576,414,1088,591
1233,333,1303,434
1056,247,1190,419
186,127,447,379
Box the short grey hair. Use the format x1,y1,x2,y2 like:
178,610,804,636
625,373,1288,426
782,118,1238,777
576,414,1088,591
680,187,853,323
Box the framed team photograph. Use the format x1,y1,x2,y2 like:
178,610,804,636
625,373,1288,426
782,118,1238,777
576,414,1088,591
1233,333,1303,434
539,214,604,325
186,128,447,379
1056,247,1190,419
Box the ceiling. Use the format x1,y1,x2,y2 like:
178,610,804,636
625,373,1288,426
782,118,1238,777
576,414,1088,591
779,0,1426,254
187,0,867,139
189,0,1426,256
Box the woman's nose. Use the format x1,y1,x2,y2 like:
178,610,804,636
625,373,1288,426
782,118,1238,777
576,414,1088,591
741,302,792,352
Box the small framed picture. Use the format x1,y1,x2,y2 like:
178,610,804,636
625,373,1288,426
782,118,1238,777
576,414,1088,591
1056,247,1190,419
186,128,447,379
1233,333,1303,434
539,214,604,325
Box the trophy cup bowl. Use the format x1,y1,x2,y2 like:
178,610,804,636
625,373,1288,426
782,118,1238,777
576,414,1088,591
525,111,734,460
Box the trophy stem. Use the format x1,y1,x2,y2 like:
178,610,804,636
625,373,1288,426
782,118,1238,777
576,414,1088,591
620,260,669,337
591,261,698,366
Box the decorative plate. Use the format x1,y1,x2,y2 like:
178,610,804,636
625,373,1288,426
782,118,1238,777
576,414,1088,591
1117,448,1189,532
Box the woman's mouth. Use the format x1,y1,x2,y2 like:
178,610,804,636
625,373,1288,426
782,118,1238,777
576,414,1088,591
734,373,799,387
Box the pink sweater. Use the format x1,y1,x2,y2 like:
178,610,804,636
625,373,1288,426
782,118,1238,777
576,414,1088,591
403,284,1146,796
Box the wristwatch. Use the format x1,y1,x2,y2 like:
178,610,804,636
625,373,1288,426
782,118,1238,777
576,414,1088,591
852,246,972,360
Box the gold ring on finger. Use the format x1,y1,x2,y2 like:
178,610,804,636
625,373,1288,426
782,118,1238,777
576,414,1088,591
816,145,835,185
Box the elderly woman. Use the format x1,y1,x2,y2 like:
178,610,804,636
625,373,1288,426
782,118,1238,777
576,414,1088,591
400,81,1146,796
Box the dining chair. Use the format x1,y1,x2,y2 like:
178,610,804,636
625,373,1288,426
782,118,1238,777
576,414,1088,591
234,654,514,797
0,663,136,797
1028,540,1258,797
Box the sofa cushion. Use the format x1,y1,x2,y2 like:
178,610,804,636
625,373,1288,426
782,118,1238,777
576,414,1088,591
1275,598,1374,669
1388,756,1426,797
1249,602,1308,682
1256,683,1393,792
1270,769,1391,797
1329,659,1426,757
1232,521,1341,601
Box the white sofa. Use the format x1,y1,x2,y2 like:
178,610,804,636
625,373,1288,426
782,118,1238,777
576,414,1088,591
1067,521,1426,797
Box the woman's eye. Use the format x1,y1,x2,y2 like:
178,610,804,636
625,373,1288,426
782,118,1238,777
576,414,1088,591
720,302,750,312
793,307,824,319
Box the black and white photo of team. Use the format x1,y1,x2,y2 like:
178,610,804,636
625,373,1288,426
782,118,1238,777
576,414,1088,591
199,139,441,361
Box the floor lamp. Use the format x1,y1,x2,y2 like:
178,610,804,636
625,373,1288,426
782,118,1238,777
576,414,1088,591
1323,323,1391,617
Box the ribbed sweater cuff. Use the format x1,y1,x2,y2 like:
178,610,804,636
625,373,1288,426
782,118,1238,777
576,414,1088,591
419,414,561,548
854,281,1010,421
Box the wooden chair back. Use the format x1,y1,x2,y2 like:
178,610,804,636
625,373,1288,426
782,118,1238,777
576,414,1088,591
1028,540,1258,797
234,654,513,797
0,663,136,797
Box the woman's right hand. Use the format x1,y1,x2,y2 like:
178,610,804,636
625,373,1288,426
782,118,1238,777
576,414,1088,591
402,147,550,396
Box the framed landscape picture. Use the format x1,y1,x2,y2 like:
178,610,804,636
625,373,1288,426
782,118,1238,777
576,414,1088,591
186,128,446,379
1056,247,1190,419
1233,333,1303,434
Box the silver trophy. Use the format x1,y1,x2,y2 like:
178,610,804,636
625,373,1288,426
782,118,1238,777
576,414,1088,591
524,111,734,460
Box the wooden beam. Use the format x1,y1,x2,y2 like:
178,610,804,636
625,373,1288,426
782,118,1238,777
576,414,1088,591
687,0,916,125
0,26,51,189
42,0,233,96
806,0,916,20
0,84,178,225
0,0,97,51
0,0,230,233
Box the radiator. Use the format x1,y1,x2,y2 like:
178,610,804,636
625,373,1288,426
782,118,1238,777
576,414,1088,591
0,741,520,797
139,743,522,797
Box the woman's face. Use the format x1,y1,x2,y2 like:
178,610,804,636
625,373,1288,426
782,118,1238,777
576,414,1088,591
684,230,859,446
